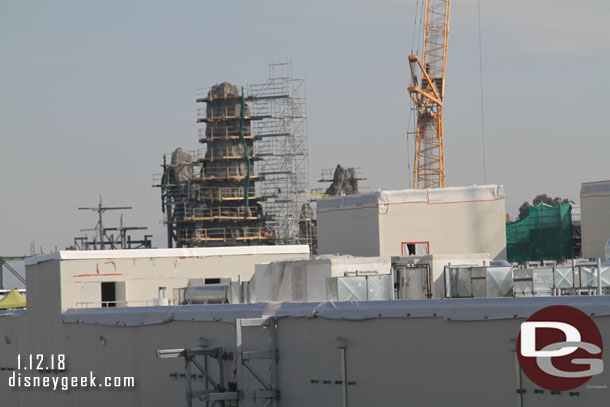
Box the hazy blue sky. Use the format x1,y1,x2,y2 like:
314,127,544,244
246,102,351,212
1,0,609,259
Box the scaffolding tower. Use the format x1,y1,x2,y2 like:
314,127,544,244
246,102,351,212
248,62,309,245
155,62,310,248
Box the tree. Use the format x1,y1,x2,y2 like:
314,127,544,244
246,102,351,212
518,201,530,221
517,194,573,221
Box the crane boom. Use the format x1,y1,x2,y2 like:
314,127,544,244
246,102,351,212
408,0,451,189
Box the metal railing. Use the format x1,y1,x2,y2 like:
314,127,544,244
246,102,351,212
195,167,263,180
513,264,610,297
181,227,267,243
178,206,263,221
196,146,257,161
73,300,157,309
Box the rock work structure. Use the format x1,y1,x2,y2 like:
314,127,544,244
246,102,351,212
325,165,360,196
162,82,268,247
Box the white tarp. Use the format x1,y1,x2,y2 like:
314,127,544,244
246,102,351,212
0,309,26,318
62,303,267,326
255,257,391,302
25,245,310,266
318,184,505,213
261,297,610,321
316,193,379,213
61,296,610,326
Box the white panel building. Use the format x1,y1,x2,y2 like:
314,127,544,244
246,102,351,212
317,185,507,260
25,246,309,311
581,180,610,259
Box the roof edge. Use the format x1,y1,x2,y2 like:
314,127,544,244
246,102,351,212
25,245,310,266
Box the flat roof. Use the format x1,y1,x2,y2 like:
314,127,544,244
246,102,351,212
25,245,310,266
581,179,610,198
317,184,505,213
62,296,610,326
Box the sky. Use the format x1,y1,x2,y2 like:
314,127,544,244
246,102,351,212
1,0,609,269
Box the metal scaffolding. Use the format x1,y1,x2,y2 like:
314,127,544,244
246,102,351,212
248,62,310,245
155,62,310,248
157,317,279,407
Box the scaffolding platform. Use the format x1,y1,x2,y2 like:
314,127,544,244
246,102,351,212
178,227,269,244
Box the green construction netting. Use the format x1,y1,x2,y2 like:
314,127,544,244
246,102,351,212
506,203,573,263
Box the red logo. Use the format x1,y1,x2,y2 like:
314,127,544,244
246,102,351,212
517,305,604,391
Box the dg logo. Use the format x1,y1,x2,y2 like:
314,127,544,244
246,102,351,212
517,305,604,391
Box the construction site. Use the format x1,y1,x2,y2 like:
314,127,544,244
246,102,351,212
155,63,313,249
2,1,610,407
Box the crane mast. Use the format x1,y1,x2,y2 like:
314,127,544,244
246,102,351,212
408,0,451,189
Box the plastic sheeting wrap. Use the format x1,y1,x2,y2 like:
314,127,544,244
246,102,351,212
255,261,319,302
62,304,267,326
317,184,505,213
263,297,610,322
255,257,391,302
316,193,379,212
62,296,610,326
0,309,26,318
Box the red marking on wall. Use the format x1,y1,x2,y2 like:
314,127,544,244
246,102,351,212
426,197,505,205
73,273,123,278
104,260,117,271
317,197,505,214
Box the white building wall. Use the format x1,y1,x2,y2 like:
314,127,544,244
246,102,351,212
26,246,310,311
581,180,610,259
378,199,507,259
317,185,507,260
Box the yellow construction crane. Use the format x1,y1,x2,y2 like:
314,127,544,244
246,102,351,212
408,0,451,189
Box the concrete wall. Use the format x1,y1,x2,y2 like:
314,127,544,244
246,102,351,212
581,191,610,260
317,207,380,257
378,200,507,260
